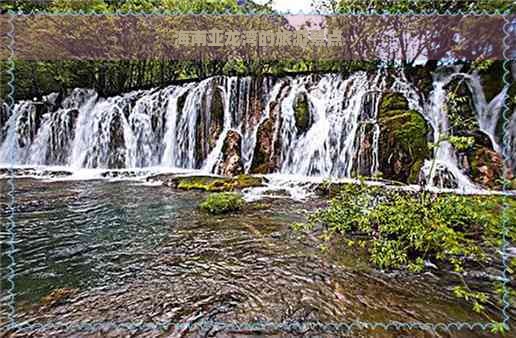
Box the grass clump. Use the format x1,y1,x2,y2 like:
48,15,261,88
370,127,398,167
200,192,245,214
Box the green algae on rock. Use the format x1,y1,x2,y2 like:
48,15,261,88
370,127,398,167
200,192,245,214
147,174,265,192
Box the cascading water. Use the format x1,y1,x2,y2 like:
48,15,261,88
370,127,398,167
0,70,510,192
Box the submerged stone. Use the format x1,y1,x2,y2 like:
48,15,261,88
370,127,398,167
41,288,78,307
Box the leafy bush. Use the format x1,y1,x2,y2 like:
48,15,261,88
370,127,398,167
200,192,244,214
297,184,504,272
295,183,516,314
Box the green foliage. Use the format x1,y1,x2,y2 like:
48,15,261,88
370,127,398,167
336,0,513,14
490,321,509,334
446,90,478,132
200,192,244,214
471,60,495,73
295,183,516,313
298,183,509,270
453,285,488,313
448,135,475,151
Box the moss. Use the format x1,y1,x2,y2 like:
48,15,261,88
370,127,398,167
378,95,430,183
293,93,310,134
380,110,430,159
175,175,264,192
393,110,429,158
379,92,408,112
408,159,423,184
200,192,244,214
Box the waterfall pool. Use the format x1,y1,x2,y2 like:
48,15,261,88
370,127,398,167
1,171,512,337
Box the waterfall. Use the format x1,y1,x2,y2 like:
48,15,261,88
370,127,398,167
0,70,510,191
277,72,385,177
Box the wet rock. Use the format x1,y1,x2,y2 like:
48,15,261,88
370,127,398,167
378,93,431,184
217,130,243,176
0,101,8,144
15,102,46,149
478,61,504,102
195,82,224,167
407,64,434,98
293,92,311,134
100,170,152,179
352,122,378,177
107,112,126,169
47,109,80,164
250,118,274,174
468,147,504,189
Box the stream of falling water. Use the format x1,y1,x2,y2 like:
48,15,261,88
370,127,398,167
0,69,512,192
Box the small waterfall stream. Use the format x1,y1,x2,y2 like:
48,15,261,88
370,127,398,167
0,69,512,192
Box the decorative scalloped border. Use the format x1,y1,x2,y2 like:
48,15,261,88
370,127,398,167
501,13,513,332
4,10,17,333
2,4,513,335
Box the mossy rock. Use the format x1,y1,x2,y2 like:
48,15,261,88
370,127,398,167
378,95,430,184
150,174,265,192
200,192,244,214
293,92,311,134
211,85,224,122
379,92,409,113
